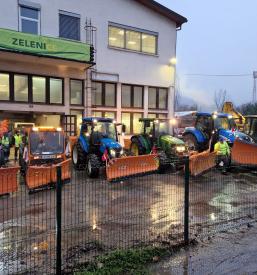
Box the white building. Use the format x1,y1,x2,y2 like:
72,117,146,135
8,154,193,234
0,0,187,134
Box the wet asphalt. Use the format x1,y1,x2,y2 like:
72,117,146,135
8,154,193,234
0,167,257,274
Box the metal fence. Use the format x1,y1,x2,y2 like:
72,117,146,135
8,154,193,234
0,156,257,274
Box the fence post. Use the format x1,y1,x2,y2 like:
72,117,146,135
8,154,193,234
184,156,190,245
56,165,62,275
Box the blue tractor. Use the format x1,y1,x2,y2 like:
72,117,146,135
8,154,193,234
183,112,253,152
72,117,125,178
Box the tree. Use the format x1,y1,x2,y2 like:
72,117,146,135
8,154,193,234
214,89,227,111
238,102,257,115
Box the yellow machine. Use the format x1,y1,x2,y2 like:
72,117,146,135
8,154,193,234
222,102,245,130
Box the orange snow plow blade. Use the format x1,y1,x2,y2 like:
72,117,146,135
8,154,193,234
0,166,19,195
106,154,159,181
51,159,72,182
26,166,52,190
231,139,257,166
189,151,216,176
26,160,71,190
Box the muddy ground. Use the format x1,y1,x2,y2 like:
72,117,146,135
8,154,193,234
0,167,257,274
150,221,257,275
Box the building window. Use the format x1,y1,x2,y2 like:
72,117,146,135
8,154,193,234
92,111,116,119
92,82,116,107
109,24,158,55
59,11,80,41
121,85,143,108
148,87,168,110
148,113,167,119
32,76,46,103
70,109,84,135
70,79,83,105
0,73,10,101
121,112,143,134
14,74,28,102
50,78,63,104
19,6,40,34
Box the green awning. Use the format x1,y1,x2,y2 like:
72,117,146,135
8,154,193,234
0,28,93,63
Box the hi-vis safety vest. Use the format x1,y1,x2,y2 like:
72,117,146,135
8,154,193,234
14,135,22,148
1,136,9,146
214,141,230,156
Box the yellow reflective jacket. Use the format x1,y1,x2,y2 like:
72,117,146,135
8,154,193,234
14,135,22,148
214,141,230,156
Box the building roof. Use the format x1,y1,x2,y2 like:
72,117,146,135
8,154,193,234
135,0,187,28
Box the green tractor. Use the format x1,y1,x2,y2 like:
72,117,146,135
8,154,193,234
130,118,188,172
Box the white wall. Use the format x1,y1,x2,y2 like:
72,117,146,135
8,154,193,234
0,0,177,88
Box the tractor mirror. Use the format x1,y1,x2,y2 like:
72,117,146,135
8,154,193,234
122,124,126,133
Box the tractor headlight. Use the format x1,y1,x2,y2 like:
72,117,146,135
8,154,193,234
109,149,116,158
120,149,124,155
176,145,186,153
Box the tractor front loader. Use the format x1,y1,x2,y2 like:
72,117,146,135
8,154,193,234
22,127,71,191
130,118,188,173
72,117,159,181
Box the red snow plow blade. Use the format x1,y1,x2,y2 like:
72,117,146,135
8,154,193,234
106,154,159,181
189,151,216,176
231,139,257,166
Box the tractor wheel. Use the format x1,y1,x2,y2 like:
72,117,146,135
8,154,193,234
86,154,100,178
130,138,144,156
72,142,86,170
158,151,170,174
184,134,199,152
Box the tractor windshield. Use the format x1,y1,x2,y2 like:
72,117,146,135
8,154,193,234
155,121,169,135
214,117,236,130
93,122,116,140
30,131,64,155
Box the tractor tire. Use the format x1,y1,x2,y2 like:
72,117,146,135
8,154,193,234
130,138,144,156
184,134,199,152
72,142,86,170
86,154,100,178
158,151,170,174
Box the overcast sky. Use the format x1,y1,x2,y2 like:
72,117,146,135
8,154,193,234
158,0,257,110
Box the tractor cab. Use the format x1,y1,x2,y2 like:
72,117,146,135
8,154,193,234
244,116,257,142
140,118,170,140
28,127,65,165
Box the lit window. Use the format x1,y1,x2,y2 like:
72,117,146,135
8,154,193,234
126,30,141,51
108,26,125,48
50,78,63,104
70,79,83,105
32,76,46,103
108,24,158,55
0,73,9,101
19,6,40,34
122,112,143,134
14,75,28,102
92,111,116,119
142,34,156,54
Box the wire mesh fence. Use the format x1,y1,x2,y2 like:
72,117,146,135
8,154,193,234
0,153,257,274
189,157,257,239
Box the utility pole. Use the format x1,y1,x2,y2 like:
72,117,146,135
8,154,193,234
253,71,257,103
